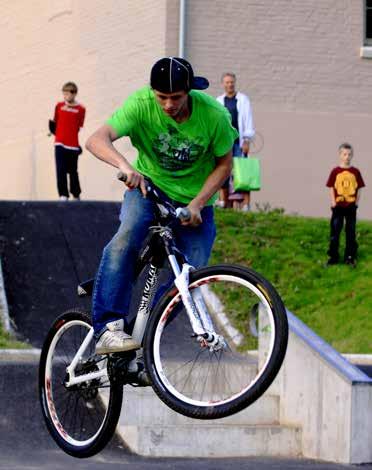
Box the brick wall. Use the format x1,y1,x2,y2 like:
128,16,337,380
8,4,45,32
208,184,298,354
1,0,371,219
185,0,371,219
187,0,369,113
165,0,180,57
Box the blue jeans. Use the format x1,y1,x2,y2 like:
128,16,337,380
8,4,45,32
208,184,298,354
92,188,216,335
232,141,242,157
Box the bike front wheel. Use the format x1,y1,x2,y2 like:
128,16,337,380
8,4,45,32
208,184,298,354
39,309,123,458
144,264,288,419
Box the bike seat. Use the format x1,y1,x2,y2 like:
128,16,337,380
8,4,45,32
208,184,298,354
77,278,95,297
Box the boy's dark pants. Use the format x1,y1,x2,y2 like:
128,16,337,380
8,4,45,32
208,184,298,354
327,205,358,261
55,146,81,198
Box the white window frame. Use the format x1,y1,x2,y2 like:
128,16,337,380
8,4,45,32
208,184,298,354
360,0,372,57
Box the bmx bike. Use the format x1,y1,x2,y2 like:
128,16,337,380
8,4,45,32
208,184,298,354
39,173,288,458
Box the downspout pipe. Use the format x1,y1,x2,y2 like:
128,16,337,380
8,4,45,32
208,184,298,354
178,0,186,58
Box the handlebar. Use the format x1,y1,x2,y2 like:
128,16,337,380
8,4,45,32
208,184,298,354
117,171,191,222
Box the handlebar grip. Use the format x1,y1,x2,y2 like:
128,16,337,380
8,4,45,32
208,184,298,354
175,207,191,222
117,171,127,183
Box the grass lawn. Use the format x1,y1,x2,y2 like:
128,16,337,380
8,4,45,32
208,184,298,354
1,208,370,353
0,323,28,349
212,208,372,354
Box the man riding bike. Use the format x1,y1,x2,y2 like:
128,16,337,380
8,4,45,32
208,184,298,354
85,57,238,355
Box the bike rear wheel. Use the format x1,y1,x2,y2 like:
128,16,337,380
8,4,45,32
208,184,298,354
39,309,123,458
144,264,288,419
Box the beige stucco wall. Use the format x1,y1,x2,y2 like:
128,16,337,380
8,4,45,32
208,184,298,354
1,0,371,219
1,0,176,202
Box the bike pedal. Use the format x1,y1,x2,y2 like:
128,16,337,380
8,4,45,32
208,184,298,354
108,352,152,386
126,369,152,387
111,350,136,361
108,352,135,385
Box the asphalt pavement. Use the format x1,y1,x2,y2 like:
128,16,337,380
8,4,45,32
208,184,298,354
1,356,369,470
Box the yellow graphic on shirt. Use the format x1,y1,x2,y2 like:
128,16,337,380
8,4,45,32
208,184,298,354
334,171,358,203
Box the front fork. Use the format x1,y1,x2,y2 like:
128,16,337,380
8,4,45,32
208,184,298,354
169,257,226,351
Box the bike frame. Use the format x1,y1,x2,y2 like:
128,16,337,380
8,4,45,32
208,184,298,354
65,195,217,388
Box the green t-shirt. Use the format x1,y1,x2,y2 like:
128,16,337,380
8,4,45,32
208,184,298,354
106,85,238,204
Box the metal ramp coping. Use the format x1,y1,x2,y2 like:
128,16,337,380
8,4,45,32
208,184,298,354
287,310,372,385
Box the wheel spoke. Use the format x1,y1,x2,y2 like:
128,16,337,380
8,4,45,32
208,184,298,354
40,312,122,454
150,269,287,417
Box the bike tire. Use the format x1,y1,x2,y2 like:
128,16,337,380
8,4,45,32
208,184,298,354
38,309,123,458
144,264,288,420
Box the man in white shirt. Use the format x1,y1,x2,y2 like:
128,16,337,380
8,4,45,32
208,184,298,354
217,73,255,211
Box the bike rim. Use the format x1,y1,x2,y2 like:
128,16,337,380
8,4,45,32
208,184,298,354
44,320,110,447
152,274,276,407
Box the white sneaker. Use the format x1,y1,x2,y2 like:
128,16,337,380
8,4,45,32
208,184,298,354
215,200,226,208
241,204,250,212
59,196,68,201
95,319,140,354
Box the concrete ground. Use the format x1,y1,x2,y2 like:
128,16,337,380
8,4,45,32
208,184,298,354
0,201,371,469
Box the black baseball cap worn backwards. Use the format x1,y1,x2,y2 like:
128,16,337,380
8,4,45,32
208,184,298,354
150,57,209,93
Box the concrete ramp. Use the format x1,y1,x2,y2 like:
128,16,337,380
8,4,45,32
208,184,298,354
272,311,372,464
113,311,371,464
0,201,120,346
116,387,301,458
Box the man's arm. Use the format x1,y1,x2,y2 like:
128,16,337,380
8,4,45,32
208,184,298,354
356,188,362,205
329,188,336,207
79,107,86,129
240,95,255,154
185,150,232,226
85,124,146,193
53,104,58,125
242,139,250,156
356,170,365,206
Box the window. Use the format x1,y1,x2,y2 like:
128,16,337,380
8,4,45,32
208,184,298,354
365,0,372,45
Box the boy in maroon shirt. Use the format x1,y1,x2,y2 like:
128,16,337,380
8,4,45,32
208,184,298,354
53,82,86,200
326,143,365,267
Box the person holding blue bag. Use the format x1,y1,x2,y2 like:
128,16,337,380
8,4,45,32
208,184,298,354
217,72,256,211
